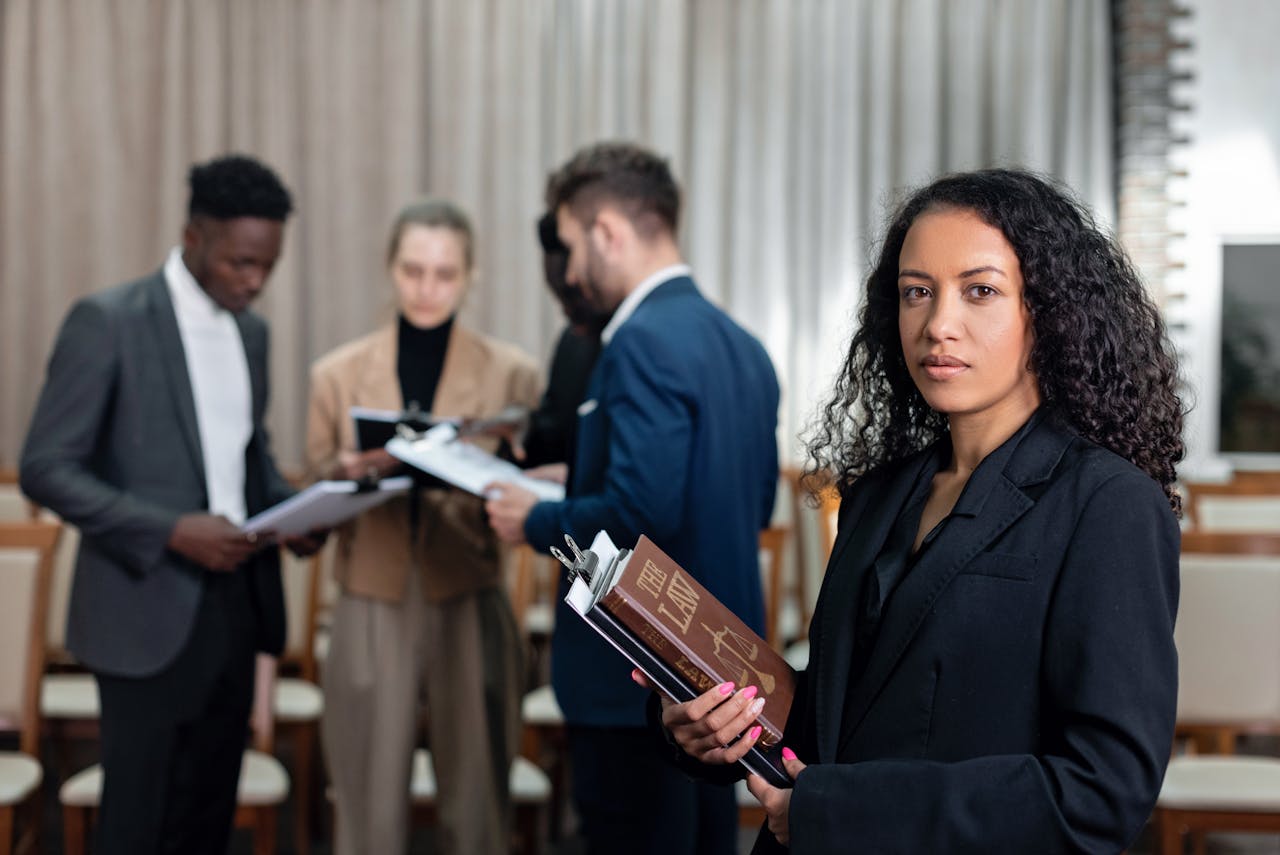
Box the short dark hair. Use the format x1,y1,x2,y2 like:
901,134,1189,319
537,212,566,255
386,198,474,269
806,168,1186,514
544,142,680,238
187,154,293,221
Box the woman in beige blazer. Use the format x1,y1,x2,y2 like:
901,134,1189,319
306,199,542,855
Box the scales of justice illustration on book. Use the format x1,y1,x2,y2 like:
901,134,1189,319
553,530,797,789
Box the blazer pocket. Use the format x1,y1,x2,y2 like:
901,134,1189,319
960,550,1036,581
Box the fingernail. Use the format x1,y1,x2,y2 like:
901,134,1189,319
750,697,765,714
749,726,762,741
718,681,735,696
741,685,758,701
782,747,797,761
630,669,643,685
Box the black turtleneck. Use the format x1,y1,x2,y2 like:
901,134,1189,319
397,314,453,413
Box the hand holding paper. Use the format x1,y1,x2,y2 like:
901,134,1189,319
242,477,412,538
484,482,540,545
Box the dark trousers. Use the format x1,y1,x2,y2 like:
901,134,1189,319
93,572,258,855
567,724,738,855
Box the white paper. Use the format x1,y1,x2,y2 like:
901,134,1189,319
588,529,620,566
566,575,595,615
386,423,566,502
242,476,412,536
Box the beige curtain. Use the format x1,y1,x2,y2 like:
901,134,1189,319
0,0,1112,468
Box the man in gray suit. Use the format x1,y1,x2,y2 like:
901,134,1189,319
20,154,320,855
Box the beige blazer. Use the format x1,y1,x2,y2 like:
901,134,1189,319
306,322,542,603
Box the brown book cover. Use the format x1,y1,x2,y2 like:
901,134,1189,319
601,535,795,747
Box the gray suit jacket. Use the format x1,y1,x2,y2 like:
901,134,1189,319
20,271,294,678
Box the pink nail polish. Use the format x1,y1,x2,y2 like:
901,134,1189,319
782,747,797,761
718,681,735,696
630,669,643,685
749,726,762,741
741,685,758,701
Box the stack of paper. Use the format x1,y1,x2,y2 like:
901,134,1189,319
242,476,413,536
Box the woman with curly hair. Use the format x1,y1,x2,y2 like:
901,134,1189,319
644,169,1185,853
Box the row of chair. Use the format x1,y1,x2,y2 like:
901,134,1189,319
0,468,865,855
1151,475,1280,852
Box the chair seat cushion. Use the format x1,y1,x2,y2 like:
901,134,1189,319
274,678,324,721
59,764,102,807
1159,755,1280,811
523,602,554,637
521,684,563,726
238,750,290,805
59,750,288,808
411,750,549,804
783,640,810,671
0,752,41,804
41,672,100,719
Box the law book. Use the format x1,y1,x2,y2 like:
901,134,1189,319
560,531,796,789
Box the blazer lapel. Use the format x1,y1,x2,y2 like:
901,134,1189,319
431,323,484,420
834,418,1073,748
813,451,935,762
234,313,267,425
356,324,404,412
147,276,206,485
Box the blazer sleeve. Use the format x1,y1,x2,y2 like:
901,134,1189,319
305,359,346,482
19,299,181,574
785,470,1180,855
524,326,692,551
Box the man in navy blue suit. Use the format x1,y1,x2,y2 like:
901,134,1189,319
487,142,779,855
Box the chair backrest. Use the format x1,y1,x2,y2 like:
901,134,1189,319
1176,552,1280,724
1185,474,1280,532
0,482,39,522
758,526,789,650
45,521,80,663
279,542,332,683
816,486,840,560
780,467,840,636
509,544,557,635
0,521,61,755
1193,495,1280,533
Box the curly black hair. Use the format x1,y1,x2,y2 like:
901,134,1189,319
545,141,680,239
805,168,1185,515
188,154,293,222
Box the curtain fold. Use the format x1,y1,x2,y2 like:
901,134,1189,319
0,0,1112,467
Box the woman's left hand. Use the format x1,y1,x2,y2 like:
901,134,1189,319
746,749,807,846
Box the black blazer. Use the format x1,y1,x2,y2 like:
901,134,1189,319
20,271,294,678
747,414,1179,854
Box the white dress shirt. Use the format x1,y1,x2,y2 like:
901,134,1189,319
164,247,253,525
600,263,693,345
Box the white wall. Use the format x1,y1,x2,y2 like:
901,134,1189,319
1168,0,1280,478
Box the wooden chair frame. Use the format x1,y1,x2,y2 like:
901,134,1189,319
273,546,329,855
61,657,285,855
1183,473,1280,531
1155,530,1280,854
758,526,790,651
0,521,61,855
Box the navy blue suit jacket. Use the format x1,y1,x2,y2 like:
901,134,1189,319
525,276,780,727
747,414,1179,854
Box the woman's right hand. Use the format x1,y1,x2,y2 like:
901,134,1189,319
632,669,766,765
